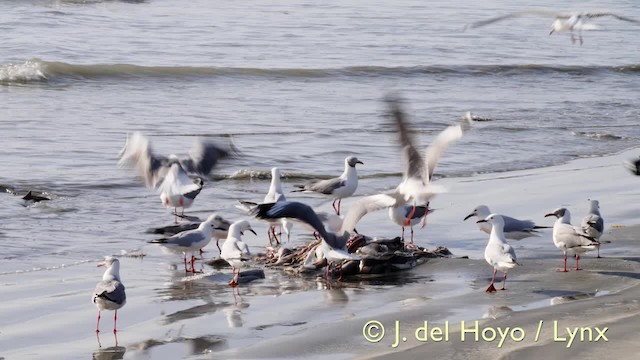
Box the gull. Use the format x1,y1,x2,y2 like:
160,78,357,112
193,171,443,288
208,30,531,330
464,10,640,45
220,220,256,287
118,132,235,223
476,214,519,293
149,214,226,273
388,203,433,244
464,205,551,240
93,257,126,333
247,200,363,280
581,199,604,258
293,156,363,215
263,167,293,244
386,95,472,223
545,208,599,272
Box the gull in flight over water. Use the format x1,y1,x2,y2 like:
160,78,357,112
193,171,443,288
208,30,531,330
464,205,551,240
93,257,126,334
464,10,639,45
293,156,363,216
118,132,236,223
545,207,599,272
477,214,519,293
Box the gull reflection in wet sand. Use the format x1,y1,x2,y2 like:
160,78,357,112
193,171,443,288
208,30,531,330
94,332,126,360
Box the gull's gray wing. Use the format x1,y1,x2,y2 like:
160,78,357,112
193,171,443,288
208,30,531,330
94,280,126,305
118,132,171,188
464,10,561,30
385,96,425,181
583,12,640,23
298,178,346,195
581,214,604,235
151,230,206,247
404,205,428,219
180,139,236,176
502,216,536,232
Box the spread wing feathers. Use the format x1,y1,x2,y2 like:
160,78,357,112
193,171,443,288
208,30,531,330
386,96,425,181
93,280,126,305
581,12,639,22
340,193,405,233
464,10,559,30
158,166,202,197
424,117,470,181
118,132,236,188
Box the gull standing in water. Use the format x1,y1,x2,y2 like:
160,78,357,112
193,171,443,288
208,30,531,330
581,199,604,258
545,208,599,272
118,132,236,223
149,214,227,272
476,214,519,293
464,205,550,240
220,220,256,287
93,257,126,333
293,156,363,215
464,10,639,45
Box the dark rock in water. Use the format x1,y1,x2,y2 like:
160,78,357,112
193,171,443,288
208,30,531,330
237,269,265,284
147,222,200,235
204,258,231,268
22,190,50,203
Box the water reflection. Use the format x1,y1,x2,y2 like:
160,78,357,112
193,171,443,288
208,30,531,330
94,332,126,360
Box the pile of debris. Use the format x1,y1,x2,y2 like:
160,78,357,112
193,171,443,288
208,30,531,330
255,234,452,278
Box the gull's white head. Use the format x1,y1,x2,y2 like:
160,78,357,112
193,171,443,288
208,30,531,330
271,167,281,179
464,205,490,221
230,220,257,237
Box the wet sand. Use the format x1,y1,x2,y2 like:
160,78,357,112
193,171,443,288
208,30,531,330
1,148,640,359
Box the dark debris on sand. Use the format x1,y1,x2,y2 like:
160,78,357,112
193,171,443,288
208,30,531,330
254,234,453,279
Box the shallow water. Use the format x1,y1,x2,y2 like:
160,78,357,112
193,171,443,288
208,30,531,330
1,0,639,359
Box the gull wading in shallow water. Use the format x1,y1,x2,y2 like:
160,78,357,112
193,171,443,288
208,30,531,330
545,207,599,272
149,214,227,273
93,257,126,333
464,205,550,240
464,10,640,45
220,220,256,287
293,156,363,216
581,199,604,258
477,214,519,293
118,132,236,223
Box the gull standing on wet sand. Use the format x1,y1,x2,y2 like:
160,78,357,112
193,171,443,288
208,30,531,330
477,214,519,293
221,220,256,287
464,205,550,240
93,257,126,333
581,199,604,258
545,208,599,272
118,132,236,223
149,214,227,273
464,10,640,45
293,156,363,215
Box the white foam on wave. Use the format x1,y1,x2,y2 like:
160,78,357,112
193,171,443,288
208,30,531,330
0,59,47,83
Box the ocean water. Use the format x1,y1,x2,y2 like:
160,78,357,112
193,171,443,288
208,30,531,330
0,0,639,358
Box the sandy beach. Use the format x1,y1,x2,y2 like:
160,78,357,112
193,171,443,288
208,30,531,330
2,144,639,360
